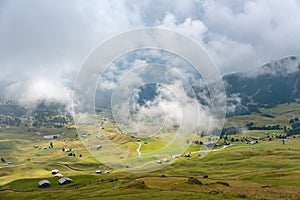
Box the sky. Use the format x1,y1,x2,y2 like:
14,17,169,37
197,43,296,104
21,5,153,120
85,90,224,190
0,0,300,105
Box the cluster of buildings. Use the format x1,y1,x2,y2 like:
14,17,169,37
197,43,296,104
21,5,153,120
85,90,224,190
38,169,73,188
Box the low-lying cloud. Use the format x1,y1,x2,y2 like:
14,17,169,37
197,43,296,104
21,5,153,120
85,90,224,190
0,0,299,107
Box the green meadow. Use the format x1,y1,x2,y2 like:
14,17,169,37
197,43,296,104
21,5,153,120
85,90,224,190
0,105,300,200
226,103,300,127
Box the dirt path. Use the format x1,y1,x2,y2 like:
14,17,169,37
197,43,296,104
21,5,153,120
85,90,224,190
54,162,83,171
136,142,142,157
190,144,232,155
0,162,84,172
0,163,26,169
115,128,121,134
0,145,231,170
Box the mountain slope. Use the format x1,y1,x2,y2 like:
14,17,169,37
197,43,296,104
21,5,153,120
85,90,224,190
224,56,300,114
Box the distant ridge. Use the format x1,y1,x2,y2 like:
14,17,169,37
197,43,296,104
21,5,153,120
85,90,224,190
224,56,300,115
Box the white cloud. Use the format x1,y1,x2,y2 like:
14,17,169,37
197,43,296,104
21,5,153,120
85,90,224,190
1,0,300,105
0,0,142,104
156,12,208,42
206,34,258,74
203,0,300,71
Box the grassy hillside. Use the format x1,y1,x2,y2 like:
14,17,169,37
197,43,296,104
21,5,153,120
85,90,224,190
226,102,300,127
0,124,300,199
224,56,300,110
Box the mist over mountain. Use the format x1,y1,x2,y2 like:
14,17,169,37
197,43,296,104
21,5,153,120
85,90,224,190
224,56,300,115
110,56,300,117
0,56,300,120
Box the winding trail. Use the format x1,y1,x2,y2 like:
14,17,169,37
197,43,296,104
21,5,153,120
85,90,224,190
0,145,232,170
136,142,142,157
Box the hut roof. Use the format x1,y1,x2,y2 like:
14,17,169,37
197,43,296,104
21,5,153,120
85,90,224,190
39,180,50,187
58,177,73,185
